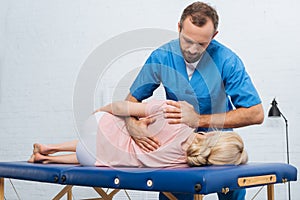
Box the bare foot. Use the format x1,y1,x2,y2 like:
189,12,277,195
28,152,49,163
33,143,57,155
28,154,35,163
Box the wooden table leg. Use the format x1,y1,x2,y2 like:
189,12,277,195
161,192,177,200
67,187,72,200
0,178,4,200
52,185,73,200
194,194,203,200
267,184,274,200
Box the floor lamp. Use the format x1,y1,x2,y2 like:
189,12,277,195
268,98,291,200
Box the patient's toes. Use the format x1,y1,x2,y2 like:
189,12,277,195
27,154,35,163
33,143,41,154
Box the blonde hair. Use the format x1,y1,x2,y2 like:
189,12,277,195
186,131,248,166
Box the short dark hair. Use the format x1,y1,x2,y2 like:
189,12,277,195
179,2,219,32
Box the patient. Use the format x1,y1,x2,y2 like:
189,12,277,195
28,100,248,168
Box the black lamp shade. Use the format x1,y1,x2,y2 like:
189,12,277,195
268,98,281,117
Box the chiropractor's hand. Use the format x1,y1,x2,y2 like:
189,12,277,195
125,117,161,152
163,100,200,128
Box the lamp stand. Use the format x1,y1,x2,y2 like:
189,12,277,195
268,98,291,200
281,113,291,200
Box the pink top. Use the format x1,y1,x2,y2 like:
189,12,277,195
95,100,196,168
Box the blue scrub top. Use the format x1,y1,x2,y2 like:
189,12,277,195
130,39,261,131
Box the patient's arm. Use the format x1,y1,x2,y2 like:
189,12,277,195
94,101,148,117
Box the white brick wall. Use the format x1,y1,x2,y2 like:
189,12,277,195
0,0,299,199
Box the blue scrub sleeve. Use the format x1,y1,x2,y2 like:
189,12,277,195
223,55,261,108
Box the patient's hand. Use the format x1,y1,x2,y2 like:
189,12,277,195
125,117,161,152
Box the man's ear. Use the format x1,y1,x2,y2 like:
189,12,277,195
178,22,181,32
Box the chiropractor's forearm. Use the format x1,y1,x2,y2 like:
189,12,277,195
198,104,264,129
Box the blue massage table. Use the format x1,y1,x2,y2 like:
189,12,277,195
0,161,297,200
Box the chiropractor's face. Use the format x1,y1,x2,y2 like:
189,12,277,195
179,16,216,63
